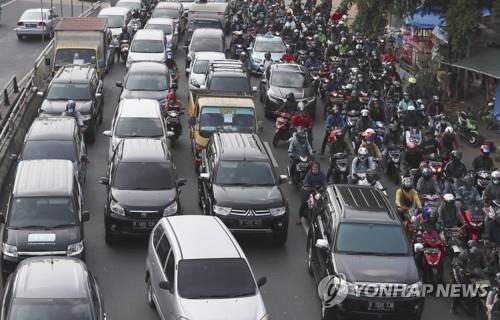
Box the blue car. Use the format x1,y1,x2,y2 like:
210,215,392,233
248,32,287,74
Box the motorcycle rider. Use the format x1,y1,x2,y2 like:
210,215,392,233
421,130,440,158
443,150,467,194
484,170,500,205
297,161,326,224
278,92,298,114
336,37,350,56
291,102,314,144
395,177,422,218
359,129,382,161
472,144,494,172
288,128,313,182
402,105,423,129
281,46,295,63
456,175,482,209
426,95,445,129
416,167,441,195
397,91,414,112
320,106,346,155
438,193,465,228
165,50,178,74
405,76,419,101
368,97,385,123
355,109,373,134
263,51,273,77
304,51,320,71
439,126,460,156
487,208,500,245
118,25,131,62
61,100,84,128
349,147,376,184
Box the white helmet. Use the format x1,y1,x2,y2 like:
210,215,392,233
443,193,455,202
361,109,369,116
492,170,500,185
444,126,454,134
298,101,305,112
364,128,375,135
407,105,416,111
358,147,368,159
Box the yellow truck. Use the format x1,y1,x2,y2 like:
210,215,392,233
53,17,113,78
187,90,262,170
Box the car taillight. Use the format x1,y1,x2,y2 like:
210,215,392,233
17,21,24,26
38,21,46,26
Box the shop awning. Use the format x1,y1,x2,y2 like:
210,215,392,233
404,5,447,29
450,48,500,79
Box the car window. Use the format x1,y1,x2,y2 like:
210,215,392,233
115,118,163,138
7,298,94,320
125,73,169,91
98,14,124,28
153,224,164,247
8,197,77,229
254,39,286,52
209,77,250,93
190,37,223,52
113,162,174,190
21,11,48,20
199,107,255,134
271,71,309,88
155,234,171,267
193,60,209,74
47,83,91,100
131,39,164,53
188,20,221,30
165,252,175,282
145,23,173,35
215,160,276,186
152,8,179,18
22,141,77,162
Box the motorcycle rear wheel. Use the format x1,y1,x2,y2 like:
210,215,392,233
466,132,480,146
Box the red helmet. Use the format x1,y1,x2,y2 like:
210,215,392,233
167,91,175,101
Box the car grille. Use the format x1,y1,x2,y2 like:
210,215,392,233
127,210,162,220
230,209,271,216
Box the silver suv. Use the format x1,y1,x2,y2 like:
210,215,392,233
145,215,269,320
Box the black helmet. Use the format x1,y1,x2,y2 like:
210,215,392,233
463,175,474,188
450,150,462,161
402,177,413,190
286,92,295,101
373,90,380,98
265,51,271,59
428,208,438,222
296,129,306,143
66,100,76,113
309,51,315,58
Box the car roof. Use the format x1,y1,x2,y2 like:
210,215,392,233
164,216,242,260
129,61,167,73
146,17,175,25
13,160,74,197
26,116,76,141
134,29,164,40
194,51,226,60
14,257,89,299
155,2,182,9
118,138,169,162
116,0,141,3
99,6,130,15
24,8,51,13
210,70,247,78
327,185,399,224
118,99,161,118
192,28,223,37
53,65,95,84
271,63,304,73
256,33,283,42
214,133,268,161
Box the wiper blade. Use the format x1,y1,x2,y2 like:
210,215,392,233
51,223,77,228
15,225,50,230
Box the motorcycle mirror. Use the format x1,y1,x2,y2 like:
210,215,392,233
413,243,424,253
279,175,288,184
315,239,329,250
166,131,175,138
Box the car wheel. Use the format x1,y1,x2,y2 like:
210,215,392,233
273,225,288,246
307,236,314,275
17,34,23,40
104,219,117,245
146,277,156,309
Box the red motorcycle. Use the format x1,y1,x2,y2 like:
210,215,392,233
462,204,484,241
419,238,444,285
272,111,293,146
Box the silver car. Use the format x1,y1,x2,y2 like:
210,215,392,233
187,51,226,89
145,18,179,50
146,216,269,320
15,8,59,40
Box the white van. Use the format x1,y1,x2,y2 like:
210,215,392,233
126,29,166,68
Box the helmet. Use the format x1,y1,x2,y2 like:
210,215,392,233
492,170,500,185
286,46,293,54
298,101,305,112
355,44,362,51
240,51,247,56
402,177,413,190
341,37,347,43
358,147,368,161
329,73,336,81
345,83,353,90
265,51,271,59
422,167,432,179
433,95,440,102
407,105,416,111
360,109,369,117
373,90,380,98
443,193,455,204
469,246,481,257
450,150,462,161
463,175,474,188
350,90,358,98
122,25,127,32
428,208,438,222
286,92,295,101
495,272,500,287
444,126,454,134
66,100,76,113
403,91,410,97
296,129,306,143
422,207,430,220
408,76,417,84
309,51,315,58
480,144,491,156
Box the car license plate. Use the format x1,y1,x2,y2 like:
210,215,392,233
26,24,37,28
241,220,262,227
368,301,395,312
133,221,156,229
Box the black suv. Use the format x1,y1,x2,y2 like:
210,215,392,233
197,132,289,244
307,185,424,320
98,138,186,243
39,64,104,143
260,63,316,118
193,60,257,95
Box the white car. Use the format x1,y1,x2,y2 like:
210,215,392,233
187,51,226,90
98,6,131,39
146,215,269,320
115,0,142,11
15,8,59,40
126,29,166,68
103,99,171,159
145,18,179,50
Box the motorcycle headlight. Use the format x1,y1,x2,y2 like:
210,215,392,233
2,243,18,258
163,202,178,216
67,241,84,256
269,206,286,216
110,200,125,216
213,205,231,216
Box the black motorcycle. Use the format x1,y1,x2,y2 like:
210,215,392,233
288,154,312,188
327,152,349,184
385,147,402,184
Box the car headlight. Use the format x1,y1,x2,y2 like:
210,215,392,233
2,243,18,258
67,241,84,256
187,55,192,61
213,205,231,216
126,58,133,68
110,200,125,216
163,202,178,216
268,94,283,103
269,206,286,216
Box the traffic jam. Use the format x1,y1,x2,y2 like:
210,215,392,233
1,0,500,319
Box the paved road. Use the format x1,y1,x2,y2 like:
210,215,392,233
0,0,101,88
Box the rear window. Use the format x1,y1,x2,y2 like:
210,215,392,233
115,118,163,138
190,37,223,52
98,14,124,28
125,72,169,91
20,11,48,20
209,77,250,93
188,20,221,30
47,83,91,101
178,258,256,299
8,298,93,320
193,60,209,73
152,8,179,18
145,23,173,35
22,141,76,162
131,39,164,53
113,162,174,190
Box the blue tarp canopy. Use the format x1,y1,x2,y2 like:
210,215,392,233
404,6,447,29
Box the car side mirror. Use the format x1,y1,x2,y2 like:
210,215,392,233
159,280,172,291
102,130,112,137
80,154,88,162
82,210,90,222
315,239,329,250
279,175,288,184
36,91,44,97
413,243,424,253
252,86,257,93
185,68,190,74
95,92,102,98
199,172,210,180
257,276,267,288
166,131,175,138
115,81,123,88
98,177,109,185
199,84,207,90
176,178,187,186
44,57,51,66
188,116,196,126
0,212,5,224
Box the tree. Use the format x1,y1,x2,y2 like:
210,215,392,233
443,0,483,53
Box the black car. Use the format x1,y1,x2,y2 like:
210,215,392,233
98,138,186,243
2,257,106,320
0,159,89,278
307,185,424,320
197,132,289,244
39,65,103,143
260,63,316,118
186,28,225,68
184,17,223,49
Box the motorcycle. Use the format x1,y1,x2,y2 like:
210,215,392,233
119,39,130,63
272,111,293,146
162,91,183,141
169,73,179,93
327,152,348,184
415,238,444,285
451,265,491,319
346,109,360,138
456,111,481,146
374,121,385,146
475,170,491,196
386,146,402,184
303,186,324,221
462,203,484,241
289,154,312,187
129,18,142,36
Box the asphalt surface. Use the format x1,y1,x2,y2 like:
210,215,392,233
0,4,486,320
0,0,101,88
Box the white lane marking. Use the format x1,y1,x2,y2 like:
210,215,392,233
1,0,18,8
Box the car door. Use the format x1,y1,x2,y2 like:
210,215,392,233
152,234,172,319
75,128,87,185
89,275,104,320
315,205,332,281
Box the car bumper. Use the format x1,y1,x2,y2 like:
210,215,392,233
105,209,180,236
2,251,84,275
332,295,424,319
216,214,288,234
15,27,51,36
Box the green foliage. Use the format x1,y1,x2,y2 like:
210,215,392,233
443,0,483,52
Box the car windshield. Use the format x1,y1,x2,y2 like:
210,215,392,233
188,20,221,30
191,38,223,52
193,60,209,73
152,8,178,18
8,197,77,229
46,83,91,100
199,107,255,134
209,77,250,93
145,23,173,35
113,162,174,190
131,39,164,53
254,39,286,52
22,141,76,162
99,14,124,28
271,71,309,88
21,11,48,20
54,49,96,68
115,118,163,137
7,298,93,320
178,258,256,299
335,223,409,255
215,161,275,186
116,1,140,10
125,73,168,91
